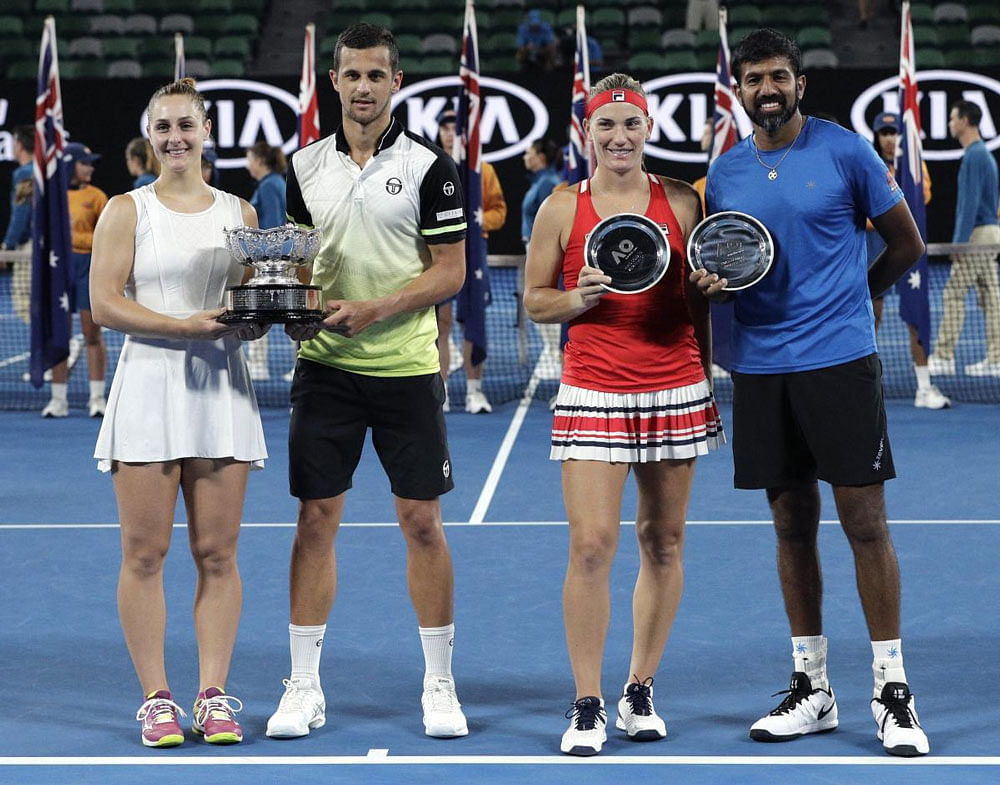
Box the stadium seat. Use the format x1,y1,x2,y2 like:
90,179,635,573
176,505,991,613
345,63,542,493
972,25,1000,46
694,28,720,51
660,28,695,50
137,36,172,61
661,49,698,72
62,59,106,78
485,32,519,53
627,7,663,27
405,55,454,73
214,35,252,60
0,38,33,64
106,59,142,77
71,0,104,12
802,48,839,69
936,25,970,48
359,12,393,28
123,14,157,35
942,48,968,67
627,51,664,72
631,29,663,54
102,36,140,58
909,4,933,25
35,0,71,13
933,3,969,24
555,9,576,28
590,8,626,34
184,58,211,77
181,36,212,59
915,47,945,67
160,14,194,34
195,16,229,36
727,5,762,27
230,0,266,11
89,15,127,36
967,3,999,27
334,0,369,10
6,60,38,79
694,48,718,70
103,0,136,11
911,26,939,47
797,26,833,50
198,0,232,12
4,0,32,14
211,59,246,77
133,0,172,13
142,59,175,78
395,33,422,55
67,36,103,59
972,46,1000,67
421,33,458,55
221,14,260,36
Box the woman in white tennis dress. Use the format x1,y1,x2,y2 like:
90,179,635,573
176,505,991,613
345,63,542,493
90,78,267,748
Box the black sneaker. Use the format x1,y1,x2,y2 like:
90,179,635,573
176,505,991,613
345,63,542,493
560,696,607,756
871,682,929,756
749,672,838,742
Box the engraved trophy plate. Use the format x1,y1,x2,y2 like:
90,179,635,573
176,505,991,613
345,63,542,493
219,225,324,324
584,212,671,295
686,211,775,291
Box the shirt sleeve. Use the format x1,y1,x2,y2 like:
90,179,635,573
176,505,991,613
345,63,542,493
418,151,467,245
850,133,903,222
285,152,315,228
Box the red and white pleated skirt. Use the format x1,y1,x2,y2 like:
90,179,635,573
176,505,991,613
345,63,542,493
549,379,726,463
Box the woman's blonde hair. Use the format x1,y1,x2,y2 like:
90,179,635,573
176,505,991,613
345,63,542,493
146,77,208,125
589,73,645,100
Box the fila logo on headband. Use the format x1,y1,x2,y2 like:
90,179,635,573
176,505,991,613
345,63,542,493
612,90,625,101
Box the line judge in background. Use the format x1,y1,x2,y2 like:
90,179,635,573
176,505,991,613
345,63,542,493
525,73,724,757
693,28,929,757
434,107,507,413
266,22,469,741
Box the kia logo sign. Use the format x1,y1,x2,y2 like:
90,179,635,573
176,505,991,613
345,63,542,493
851,70,1000,161
391,76,548,163
139,79,300,169
640,73,753,163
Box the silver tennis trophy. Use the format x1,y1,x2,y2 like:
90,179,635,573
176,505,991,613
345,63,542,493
219,225,324,324
585,213,671,294
686,211,775,291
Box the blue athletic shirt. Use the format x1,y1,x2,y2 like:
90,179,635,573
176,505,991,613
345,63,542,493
705,117,903,373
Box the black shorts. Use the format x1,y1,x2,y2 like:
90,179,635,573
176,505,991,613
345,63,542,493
731,353,895,489
288,359,454,501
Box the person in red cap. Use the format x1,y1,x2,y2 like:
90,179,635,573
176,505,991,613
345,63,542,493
524,73,724,756
866,111,948,409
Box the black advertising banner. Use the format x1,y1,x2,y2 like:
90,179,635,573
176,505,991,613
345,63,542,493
2,66,999,254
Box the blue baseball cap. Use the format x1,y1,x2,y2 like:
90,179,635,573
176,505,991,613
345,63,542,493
873,112,900,132
63,142,100,166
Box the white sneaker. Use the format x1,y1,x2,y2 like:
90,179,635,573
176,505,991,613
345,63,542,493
422,675,468,737
465,389,492,414
41,398,69,418
88,396,107,417
914,384,951,409
872,682,929,757
560,696,607,756
448,335,463,373
248,362,270,381
265,678,326,738
926,354,955,375
965,359,1000,377
749,672,838,742
616,679,666,741
67,334,84,371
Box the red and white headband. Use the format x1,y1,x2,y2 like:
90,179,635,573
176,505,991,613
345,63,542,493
585,88,648,120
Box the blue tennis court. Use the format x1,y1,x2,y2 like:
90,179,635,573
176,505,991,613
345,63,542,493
1,394,998,784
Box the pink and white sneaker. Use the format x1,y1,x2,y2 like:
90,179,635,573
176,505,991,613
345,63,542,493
192,687,244,744
136,690,186,748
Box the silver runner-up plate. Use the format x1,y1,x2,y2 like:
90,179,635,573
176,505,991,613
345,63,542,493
584,212,671,295
686,211,775,291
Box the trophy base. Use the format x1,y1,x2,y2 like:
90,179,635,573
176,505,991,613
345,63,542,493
218,309,326,325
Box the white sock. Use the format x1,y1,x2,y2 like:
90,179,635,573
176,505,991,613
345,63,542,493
89,380,105,400
872,638,907,695
791,634,829,690
50,382,67,402
419,623,454,681
289,623,326,689
914,364,931,391
467,377,481,396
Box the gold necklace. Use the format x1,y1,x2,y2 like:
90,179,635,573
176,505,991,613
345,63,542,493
750,116,805,181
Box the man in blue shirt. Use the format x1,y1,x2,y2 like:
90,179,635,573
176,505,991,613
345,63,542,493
927,100,1000,378
693,28,929,757
2,125,33,254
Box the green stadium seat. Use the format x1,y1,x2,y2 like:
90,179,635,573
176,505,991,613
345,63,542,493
333,0,368,10
912,26,939,47
631,29,663,53
101,36,140,59
486,32,519,53
193,15,228,36
35,0,71,13
480,54,513,73
0,16,27,38
395,33,422,55
405,55,454,73
915,47,945,67
62,59,106,78
137,36,173,61
694,28,720,50
211,59,246,77
6,59,39,78
694,48,718,70
231,0,267,11
967,3,999,27
133,0,172,13
5,0,32,14
199,0,233,12
0,38,33,64
971,46,1000,67
590,8,626,32
661,49,698,72
213,35,252,60
937,25,970,48
103,0,137,11
142,59,176,78
909,4,933,26
555,9,576,28
183,36,213,59
726,5,762,27
359,12,393,27
797,26,833,50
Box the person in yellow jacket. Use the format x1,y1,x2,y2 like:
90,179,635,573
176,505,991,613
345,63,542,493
434,109,507,412
866,112,948,409
42,142,109,418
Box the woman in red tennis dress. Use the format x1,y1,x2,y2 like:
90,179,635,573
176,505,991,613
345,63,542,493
524,73,725,756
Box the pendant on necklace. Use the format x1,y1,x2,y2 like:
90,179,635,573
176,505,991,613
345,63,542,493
768,169,778,181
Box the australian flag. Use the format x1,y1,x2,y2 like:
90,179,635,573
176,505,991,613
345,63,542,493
174,32,185,80
455,0,490,366
30,16,72,388
566,5,591,185
299,23,320,147
894,1,931,351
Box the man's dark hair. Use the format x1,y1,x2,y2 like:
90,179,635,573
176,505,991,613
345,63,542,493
951,99,982,128
334,23,399,74
14,124,34,153
730,28,802,83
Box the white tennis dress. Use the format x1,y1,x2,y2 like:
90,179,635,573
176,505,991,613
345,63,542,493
94,184,267,472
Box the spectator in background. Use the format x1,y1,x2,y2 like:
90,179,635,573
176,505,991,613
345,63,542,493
434,108,507,413
557,27,603,70
2,126,33,316
125,137,160,189
517,9,557,70
42,142,109,419
928,100,1000,378
201,145,220,187
686,0,720,32
244,141,289,381
866,112,949,409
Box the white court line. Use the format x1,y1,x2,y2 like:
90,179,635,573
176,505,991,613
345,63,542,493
0,754,997,766
0,350,29,369
468,366,543,524
2,519,1000,530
